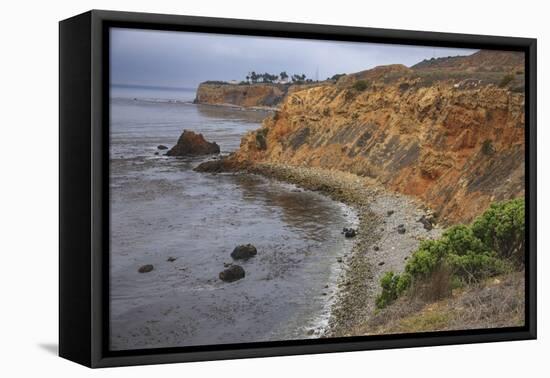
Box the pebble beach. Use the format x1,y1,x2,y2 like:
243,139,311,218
243,162,443,336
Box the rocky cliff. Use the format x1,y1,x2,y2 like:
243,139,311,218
194,82,330,108
194,83,286,108
230,51,525,224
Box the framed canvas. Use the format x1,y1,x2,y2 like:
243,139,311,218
59,10,537,368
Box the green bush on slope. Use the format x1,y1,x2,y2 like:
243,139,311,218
376,198,524,309
471,199,525,266
352,80,369,91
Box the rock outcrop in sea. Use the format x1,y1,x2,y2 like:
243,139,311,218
166,130,220,156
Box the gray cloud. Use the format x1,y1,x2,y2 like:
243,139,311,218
110,27,477,88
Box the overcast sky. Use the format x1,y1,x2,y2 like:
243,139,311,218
110,27,477,89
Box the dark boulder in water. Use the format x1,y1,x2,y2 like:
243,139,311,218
219,265,245,282
138,264,154,273
194,158,235,173
231,244,258,260
157,145,168,150
344,228,357,238
166,130,220,156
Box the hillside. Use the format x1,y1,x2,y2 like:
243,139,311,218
361,271,525,335
412,50,524,72
229,50,526,224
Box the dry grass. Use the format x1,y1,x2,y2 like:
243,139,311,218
409,266,453,302
357,271,525,335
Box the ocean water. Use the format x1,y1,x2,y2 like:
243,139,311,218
109,85,358,350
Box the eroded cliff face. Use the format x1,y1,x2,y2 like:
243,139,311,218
232,59,525,224
194,82,331,108
194,83,287,108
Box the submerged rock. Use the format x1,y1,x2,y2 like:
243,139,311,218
194,158,236,173
219,265,245,282
138,264,154,273
166,130,220,156
231,244,258,260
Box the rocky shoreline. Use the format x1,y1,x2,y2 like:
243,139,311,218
209,162,443,336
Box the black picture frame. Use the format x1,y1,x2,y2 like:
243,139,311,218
59,9,537,368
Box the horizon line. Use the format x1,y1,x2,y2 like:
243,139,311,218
111,83,197,91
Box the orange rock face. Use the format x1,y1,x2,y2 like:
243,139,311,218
194,82,332,108
194,83,287,108
232,52,525,224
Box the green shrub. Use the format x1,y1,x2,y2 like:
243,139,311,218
471,198,525,265
375,198,524,309
446,251,510,282
352,80,369,91
376,272,402,309
330,73,346,81
404,225,507,281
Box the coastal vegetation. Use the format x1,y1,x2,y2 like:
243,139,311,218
203,70,343,86
375,198,525,309
365,270,524,334
352,79,369,91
